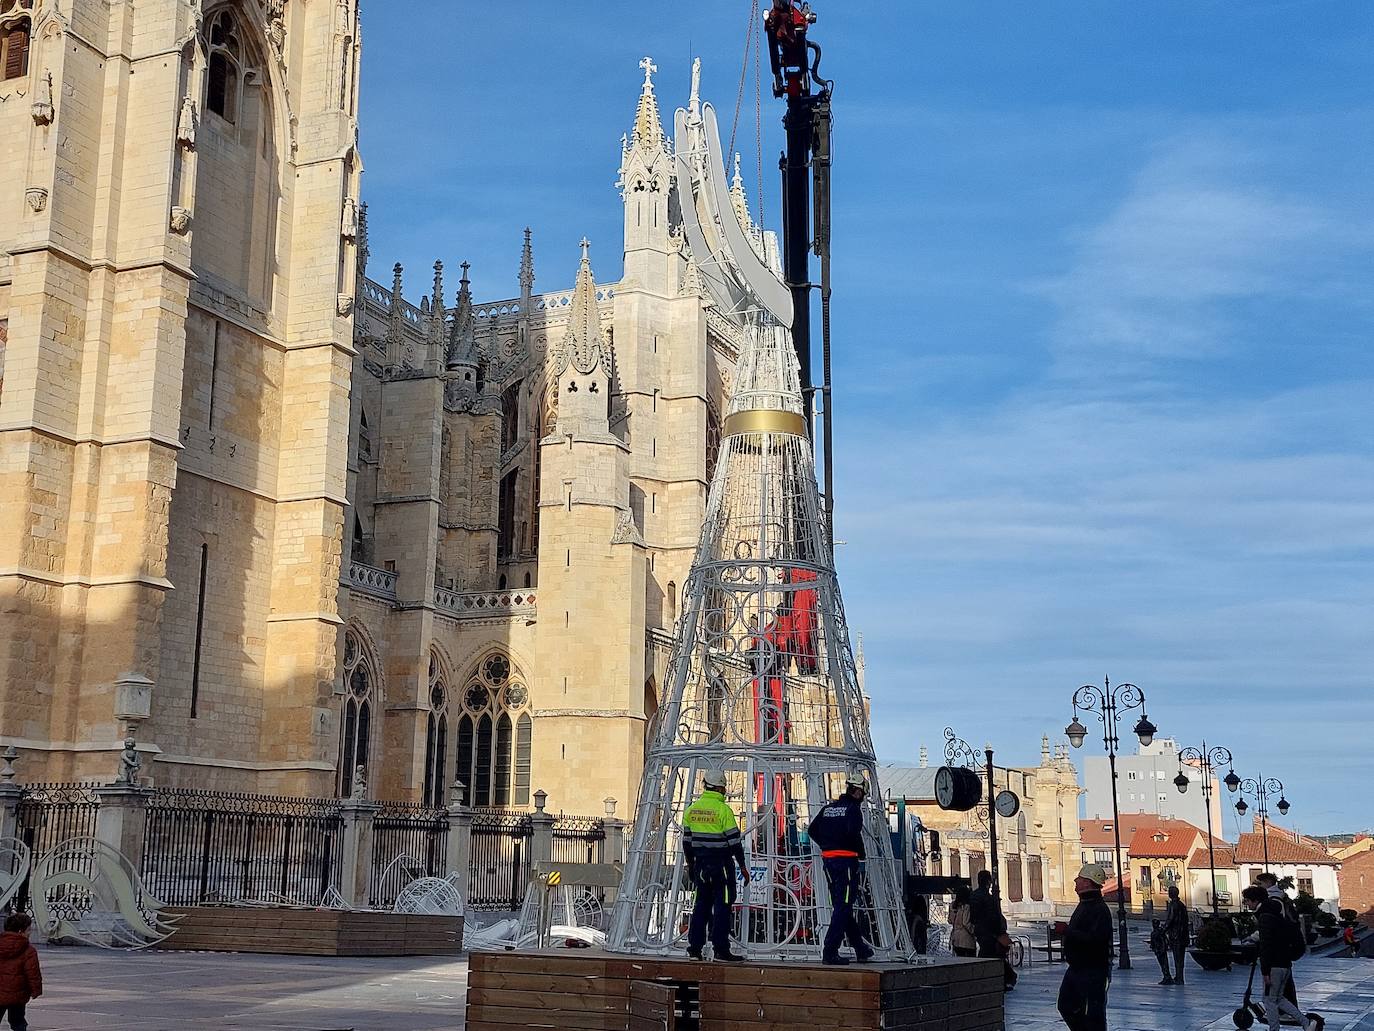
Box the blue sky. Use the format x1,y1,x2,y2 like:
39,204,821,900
359,4,1373,835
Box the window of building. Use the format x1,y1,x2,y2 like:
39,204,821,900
206,10,242,123
1094,849,1115,866
501,381,521,452
338,628,376,798
1028,856,1044,901
497,470,518,559
422,653,449,807
0,0,33,82
454,651,532,808
1126,770,1139,781
1297,870,1314,896
1007,856,1023,902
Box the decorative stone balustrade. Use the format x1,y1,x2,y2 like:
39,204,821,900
345,561,398,600
434,588,536,620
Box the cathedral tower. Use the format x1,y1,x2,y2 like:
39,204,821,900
0,0,362,790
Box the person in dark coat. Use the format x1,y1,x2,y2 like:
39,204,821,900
1149,919,1173,984
969,869,1017,990
1163,884,1189,984
0,913,42,1031
1243,885,1316,1031
1057,863,1114,1031
808,776,874,965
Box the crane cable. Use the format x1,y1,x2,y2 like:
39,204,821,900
728,0,766,226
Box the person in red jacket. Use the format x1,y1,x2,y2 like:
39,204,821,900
0,912,42,1031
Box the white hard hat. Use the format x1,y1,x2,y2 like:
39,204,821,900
846,774,867,791
703,770,727,790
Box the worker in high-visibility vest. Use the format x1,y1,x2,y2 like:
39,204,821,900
683,770,750,961
808,775,875,965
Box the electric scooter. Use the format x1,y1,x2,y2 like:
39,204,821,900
1231,959,1324,1030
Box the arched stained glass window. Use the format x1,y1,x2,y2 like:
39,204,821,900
338,627,376,798
422,652,449,807
454,650,531,808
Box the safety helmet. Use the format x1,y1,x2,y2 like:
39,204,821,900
703,770,727,790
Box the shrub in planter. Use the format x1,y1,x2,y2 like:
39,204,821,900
1195,919,1233,953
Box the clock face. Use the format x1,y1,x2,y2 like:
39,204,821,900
935,767,956,809
995,790,1021,819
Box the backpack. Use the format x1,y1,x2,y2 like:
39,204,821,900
1286,912,1308,962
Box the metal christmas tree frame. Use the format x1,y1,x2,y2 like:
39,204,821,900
607,318,911,959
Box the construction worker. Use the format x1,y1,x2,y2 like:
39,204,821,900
808,775,875,965
683,770,749,961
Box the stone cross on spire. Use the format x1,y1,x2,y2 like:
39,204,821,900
640,56,657,85
631,56,666,153
579,236,591,262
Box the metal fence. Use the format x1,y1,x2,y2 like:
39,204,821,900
140,788,343,906
368,802,449,909
468,808,532,911
11,783,102,915
552,814,605,865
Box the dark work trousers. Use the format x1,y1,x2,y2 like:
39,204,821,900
687,862,735,955
979,936,1019,990
1170,939,1188,982
0,1003,28,1031
1057,966,1110,1031
822,856,869,957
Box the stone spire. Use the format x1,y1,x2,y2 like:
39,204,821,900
356,201,370,275
519,226,535,299
429,260,446,349
1042,734,1052,764
730,153,761,248
551,239,610,377
386,262,408,368
631,56,666,153
447,261,477,368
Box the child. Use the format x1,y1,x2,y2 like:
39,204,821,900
1149,918,1174,984
0,913,42,1031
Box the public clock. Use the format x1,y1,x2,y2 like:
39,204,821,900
995,790,1021,819
935,766,957,810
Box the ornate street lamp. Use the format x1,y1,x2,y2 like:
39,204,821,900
1066,677,1155,970
1236,774,1288,874
1176,741,1236,915
942,727,1003,896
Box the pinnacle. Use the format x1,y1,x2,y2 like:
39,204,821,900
631,55,666,153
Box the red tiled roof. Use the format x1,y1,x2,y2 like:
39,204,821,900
1127,820,1206,859
1233,833,1336,866
1189,845,1237,870
1080,813,1169,848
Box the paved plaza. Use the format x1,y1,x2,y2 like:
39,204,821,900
22,946,1374,1030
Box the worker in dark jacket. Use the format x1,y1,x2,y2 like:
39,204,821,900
969,869,1017,990
683,769,750,961
1242,885,1315,1031
808,775,874,965
1057,863,1114,1031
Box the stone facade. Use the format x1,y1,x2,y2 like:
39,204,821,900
0,0,360,791
1,6,744,819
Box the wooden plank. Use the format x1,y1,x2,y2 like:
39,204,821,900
467,1002,629,1030
468,989,628,1014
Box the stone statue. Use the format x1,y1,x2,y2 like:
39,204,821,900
177,93,197,148
117,739,142,786
350,764,367,800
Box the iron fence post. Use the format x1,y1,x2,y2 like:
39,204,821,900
446,800,473,900
92,784,153,873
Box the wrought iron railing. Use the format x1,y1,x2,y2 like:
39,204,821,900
368,802,450,910
468,808,532,911
346,561,398,600
12,783,102,915
139,788,343,907
551,815,605,865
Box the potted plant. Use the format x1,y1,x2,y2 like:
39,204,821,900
1190,916,1237,971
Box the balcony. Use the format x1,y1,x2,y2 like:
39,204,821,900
344,561,398,601
434,587,536,621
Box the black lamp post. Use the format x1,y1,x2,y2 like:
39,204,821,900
1066,677,1157,971
1236,775,1289,874
1175,741,1237,915
943,727,999,896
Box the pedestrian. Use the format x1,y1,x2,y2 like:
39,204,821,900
1149,919,1173,984
903,875,929,955
1255,872,1302,1011
1056,863,1114,1031
969,869,1017,990
1343,924,1357,957
0,912,42,1031
950,883,977,957
1164,884,1189,984
1242,885,1317,1031
682,769,749,962
807,775,875,965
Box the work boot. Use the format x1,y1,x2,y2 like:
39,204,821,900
855,945,875,964
687,949,704,961
1158,977,1174,985
715,949,746,963
822,953,850,966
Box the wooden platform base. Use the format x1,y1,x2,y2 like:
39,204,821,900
466,948,1005,1031
159,905,463,956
